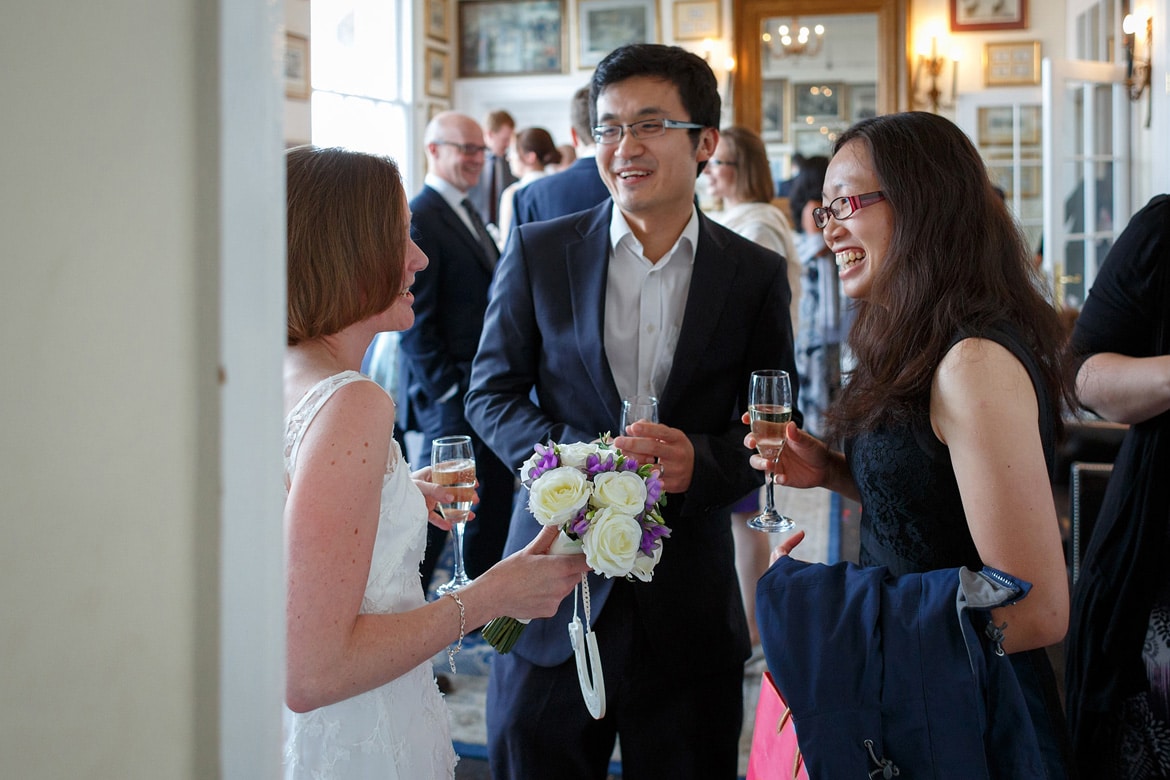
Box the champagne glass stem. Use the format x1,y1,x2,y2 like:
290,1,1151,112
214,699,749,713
762,466,777,515
451,521,468,583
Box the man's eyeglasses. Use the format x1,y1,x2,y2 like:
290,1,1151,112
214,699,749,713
592,118,706,145
435,141,490,156
811,191,886,229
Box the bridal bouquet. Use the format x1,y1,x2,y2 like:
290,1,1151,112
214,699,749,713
482,437,670,653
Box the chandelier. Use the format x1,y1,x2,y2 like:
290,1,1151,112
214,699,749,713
762,19,826,59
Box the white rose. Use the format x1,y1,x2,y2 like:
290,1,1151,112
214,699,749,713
556,441,603,470
629,542,664,582
582,507,641,577
527,466,591,526
589,470,647,516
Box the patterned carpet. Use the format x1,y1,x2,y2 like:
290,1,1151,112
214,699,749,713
427,485,838,779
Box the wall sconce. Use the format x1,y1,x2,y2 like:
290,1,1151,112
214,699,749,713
912,32,959,114
1123,9,1152,102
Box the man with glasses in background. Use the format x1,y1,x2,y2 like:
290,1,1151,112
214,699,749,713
467,45,799,779
397,111,516,602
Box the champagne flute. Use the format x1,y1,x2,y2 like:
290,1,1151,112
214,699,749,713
747,370,795,533
432,435,476,595
620,395,659,435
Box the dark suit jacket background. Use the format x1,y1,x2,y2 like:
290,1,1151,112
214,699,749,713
466,200,799,671
398,185,495,437
511,156,611,229
399,184,514,579
465,152,516,225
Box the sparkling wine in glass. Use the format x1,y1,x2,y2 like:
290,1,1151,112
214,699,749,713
748,370,795,533
432,435,476,595
620,395,659,435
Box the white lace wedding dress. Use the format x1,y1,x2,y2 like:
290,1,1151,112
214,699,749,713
283,371,457,779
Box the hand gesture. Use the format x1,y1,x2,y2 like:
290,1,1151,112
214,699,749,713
769,529,806,565
615,421,694,493
411,466,477,531
741,417,833,490
479,526,592,621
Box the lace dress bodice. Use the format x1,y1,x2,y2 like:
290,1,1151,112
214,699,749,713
282,371,456,779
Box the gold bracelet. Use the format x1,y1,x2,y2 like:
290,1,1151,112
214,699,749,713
446,591,466,674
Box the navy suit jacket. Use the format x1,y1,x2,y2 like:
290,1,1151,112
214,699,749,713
511,156,611,229
398,185,495,437
466,200,799,668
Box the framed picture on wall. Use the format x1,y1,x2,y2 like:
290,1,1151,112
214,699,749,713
425,47,451,98
761,78,787,142
984,40,1042,86
793,82,844,121
673,0,719,41
577,0,658,69
284,33,310,100
977,106,1016,145
849,83,877,123
950,0,1027,32
794,128,834,158
459,0,565,77
427,0,450,41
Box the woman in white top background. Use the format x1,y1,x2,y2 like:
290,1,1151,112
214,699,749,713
496,126,562,250
704,125,801,327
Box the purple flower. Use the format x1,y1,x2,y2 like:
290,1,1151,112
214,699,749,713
526,442,559,481
568,510,591,537
586,452,618,475
643,472,664,507
639,522,672,555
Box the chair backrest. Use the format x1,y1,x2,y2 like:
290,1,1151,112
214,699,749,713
1070,461,1115,583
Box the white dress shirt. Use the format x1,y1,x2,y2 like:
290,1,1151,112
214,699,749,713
604,207,698,401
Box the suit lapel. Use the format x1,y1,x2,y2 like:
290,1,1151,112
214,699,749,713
659,212,737,416
431,187,496,274
565,204,623,421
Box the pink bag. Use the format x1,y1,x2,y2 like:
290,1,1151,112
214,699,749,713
747,671,809,780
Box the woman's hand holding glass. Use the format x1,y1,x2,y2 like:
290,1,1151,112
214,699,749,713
742,415,831,490
412,465,478,531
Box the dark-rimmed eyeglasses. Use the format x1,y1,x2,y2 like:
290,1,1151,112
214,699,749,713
435,141,490,156
707,159,738,167
592,118,706,145
811,191,886,229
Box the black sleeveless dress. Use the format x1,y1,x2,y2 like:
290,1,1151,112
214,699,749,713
844,324,1072,777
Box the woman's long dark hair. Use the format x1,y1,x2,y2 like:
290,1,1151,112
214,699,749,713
825,112,1071,439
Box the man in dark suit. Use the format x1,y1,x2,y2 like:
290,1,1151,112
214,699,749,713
399,111,515,586
464,109,517,230
466,45,799,780
511,86,611,228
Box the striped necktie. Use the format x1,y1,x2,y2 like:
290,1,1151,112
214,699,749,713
462,198,500,266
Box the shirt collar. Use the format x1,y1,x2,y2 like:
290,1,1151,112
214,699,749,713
424,173,468,212
608,205,700,264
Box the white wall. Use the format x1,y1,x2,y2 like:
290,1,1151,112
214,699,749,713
0,1,284,777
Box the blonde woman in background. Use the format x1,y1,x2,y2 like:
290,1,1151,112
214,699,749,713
496,127,562,250
705,125,801,327
703,125,801,650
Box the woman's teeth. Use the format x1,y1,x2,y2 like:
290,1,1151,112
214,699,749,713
836,250,865,270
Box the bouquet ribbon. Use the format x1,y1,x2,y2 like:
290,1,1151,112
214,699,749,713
569,573,606,719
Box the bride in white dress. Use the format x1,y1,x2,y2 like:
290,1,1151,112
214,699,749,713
282,146,590,779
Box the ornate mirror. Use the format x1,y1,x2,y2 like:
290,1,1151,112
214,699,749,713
733,0,909,146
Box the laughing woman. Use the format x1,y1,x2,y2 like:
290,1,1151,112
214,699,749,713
748,113,1075,776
